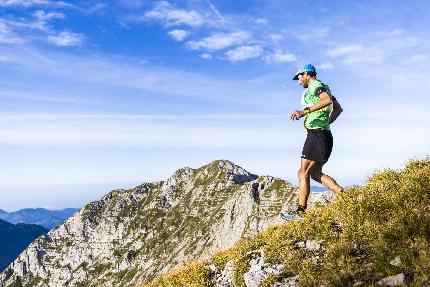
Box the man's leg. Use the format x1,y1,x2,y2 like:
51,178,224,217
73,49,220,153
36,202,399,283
310,162,344,193
298,158,318,209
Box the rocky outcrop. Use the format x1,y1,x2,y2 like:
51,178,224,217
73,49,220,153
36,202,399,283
1,160,325,287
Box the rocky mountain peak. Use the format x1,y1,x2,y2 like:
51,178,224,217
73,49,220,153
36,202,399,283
192,160,258,187
0,159,316,287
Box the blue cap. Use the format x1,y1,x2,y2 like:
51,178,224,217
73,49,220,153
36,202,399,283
292,64,316,80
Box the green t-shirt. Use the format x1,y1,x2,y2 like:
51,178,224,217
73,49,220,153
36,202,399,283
301,80,333,130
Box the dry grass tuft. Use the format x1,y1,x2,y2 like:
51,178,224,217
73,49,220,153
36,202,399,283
142,158,430,286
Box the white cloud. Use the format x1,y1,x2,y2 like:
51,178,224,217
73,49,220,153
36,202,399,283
0,0,48,6
144,1,204,27
83,3,109,14
343,48,384,65
0,22,25,44
297,27,330,41
32,10,65,30
403,54,428,64
225,45,263,62
187,31,250,51
269,33,283,42
200,53,212,60
0,55,11,62
118,0,145,8
327,44,363,57
208,2,225,23
167,29,188,41
46,31,84,46
255,18,268,25
34,10,65,21
0,45,277,107
317,62,334,70
326,43,385,65
264,52,297,63
392,28,404,35
0,10,64,32
0,0,73,8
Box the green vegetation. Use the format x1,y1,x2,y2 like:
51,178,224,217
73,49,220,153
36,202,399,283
141,158,430,286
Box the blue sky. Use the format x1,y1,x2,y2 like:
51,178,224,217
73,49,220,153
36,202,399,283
1,0,429,211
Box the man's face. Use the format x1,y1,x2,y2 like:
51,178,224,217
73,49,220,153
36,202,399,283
297,73,308,88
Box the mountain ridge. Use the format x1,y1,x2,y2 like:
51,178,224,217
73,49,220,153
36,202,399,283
0,220,48,273
0,159,334,287
0,208,80,229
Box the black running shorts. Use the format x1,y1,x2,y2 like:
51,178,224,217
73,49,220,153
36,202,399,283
301,129,333,163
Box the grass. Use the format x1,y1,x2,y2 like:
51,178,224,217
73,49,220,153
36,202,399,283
141,158,430,286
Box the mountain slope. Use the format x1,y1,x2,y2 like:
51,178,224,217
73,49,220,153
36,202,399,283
0,220,48,272
142,158,430,287
0,208,79,229
1,160,322,287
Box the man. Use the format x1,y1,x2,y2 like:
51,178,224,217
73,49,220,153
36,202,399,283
281,64,344,221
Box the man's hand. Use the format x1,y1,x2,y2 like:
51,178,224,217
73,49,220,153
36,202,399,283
290,110,304,121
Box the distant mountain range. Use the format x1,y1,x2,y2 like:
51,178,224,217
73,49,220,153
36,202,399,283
0,219,48,272
310,185,329,192
0,208,80,229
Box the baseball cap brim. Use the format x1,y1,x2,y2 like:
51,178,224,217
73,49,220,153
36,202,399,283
292,73,300,80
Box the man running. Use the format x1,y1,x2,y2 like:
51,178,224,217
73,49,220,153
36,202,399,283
281,64,344,220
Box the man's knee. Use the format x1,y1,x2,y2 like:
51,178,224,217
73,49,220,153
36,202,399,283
298,168,310,179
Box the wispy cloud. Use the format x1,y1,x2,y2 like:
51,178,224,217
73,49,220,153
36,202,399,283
0,21,25,44
327,44,363,57
1,8,65,32
46,31,84,46
269,33,283,42
144,1,204,27
343,48,384,65
0,6,85,48
167,29,188,41
0,0,73,8
0,45,282,107
0,90,91,104
255,18,268,25
326,44,384,65
0,113,296,148
225,45,263,62
264,51,297,63
296,26,330,41
200,53,212,60
83,3,108,14
0,0,48,7
208,2,225,23
187,30,250,51
317,62,334,70
32,10,65,30
118,0,146,8
403,53,428,64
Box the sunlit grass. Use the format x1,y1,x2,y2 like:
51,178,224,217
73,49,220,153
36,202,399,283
142,158,430,286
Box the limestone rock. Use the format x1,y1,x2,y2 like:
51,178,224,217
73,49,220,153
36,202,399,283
376,273,405,286
211,260,234,287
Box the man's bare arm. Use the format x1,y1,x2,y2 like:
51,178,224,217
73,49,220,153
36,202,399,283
308,91,332,112
329,98,343,124
290,91,332,120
